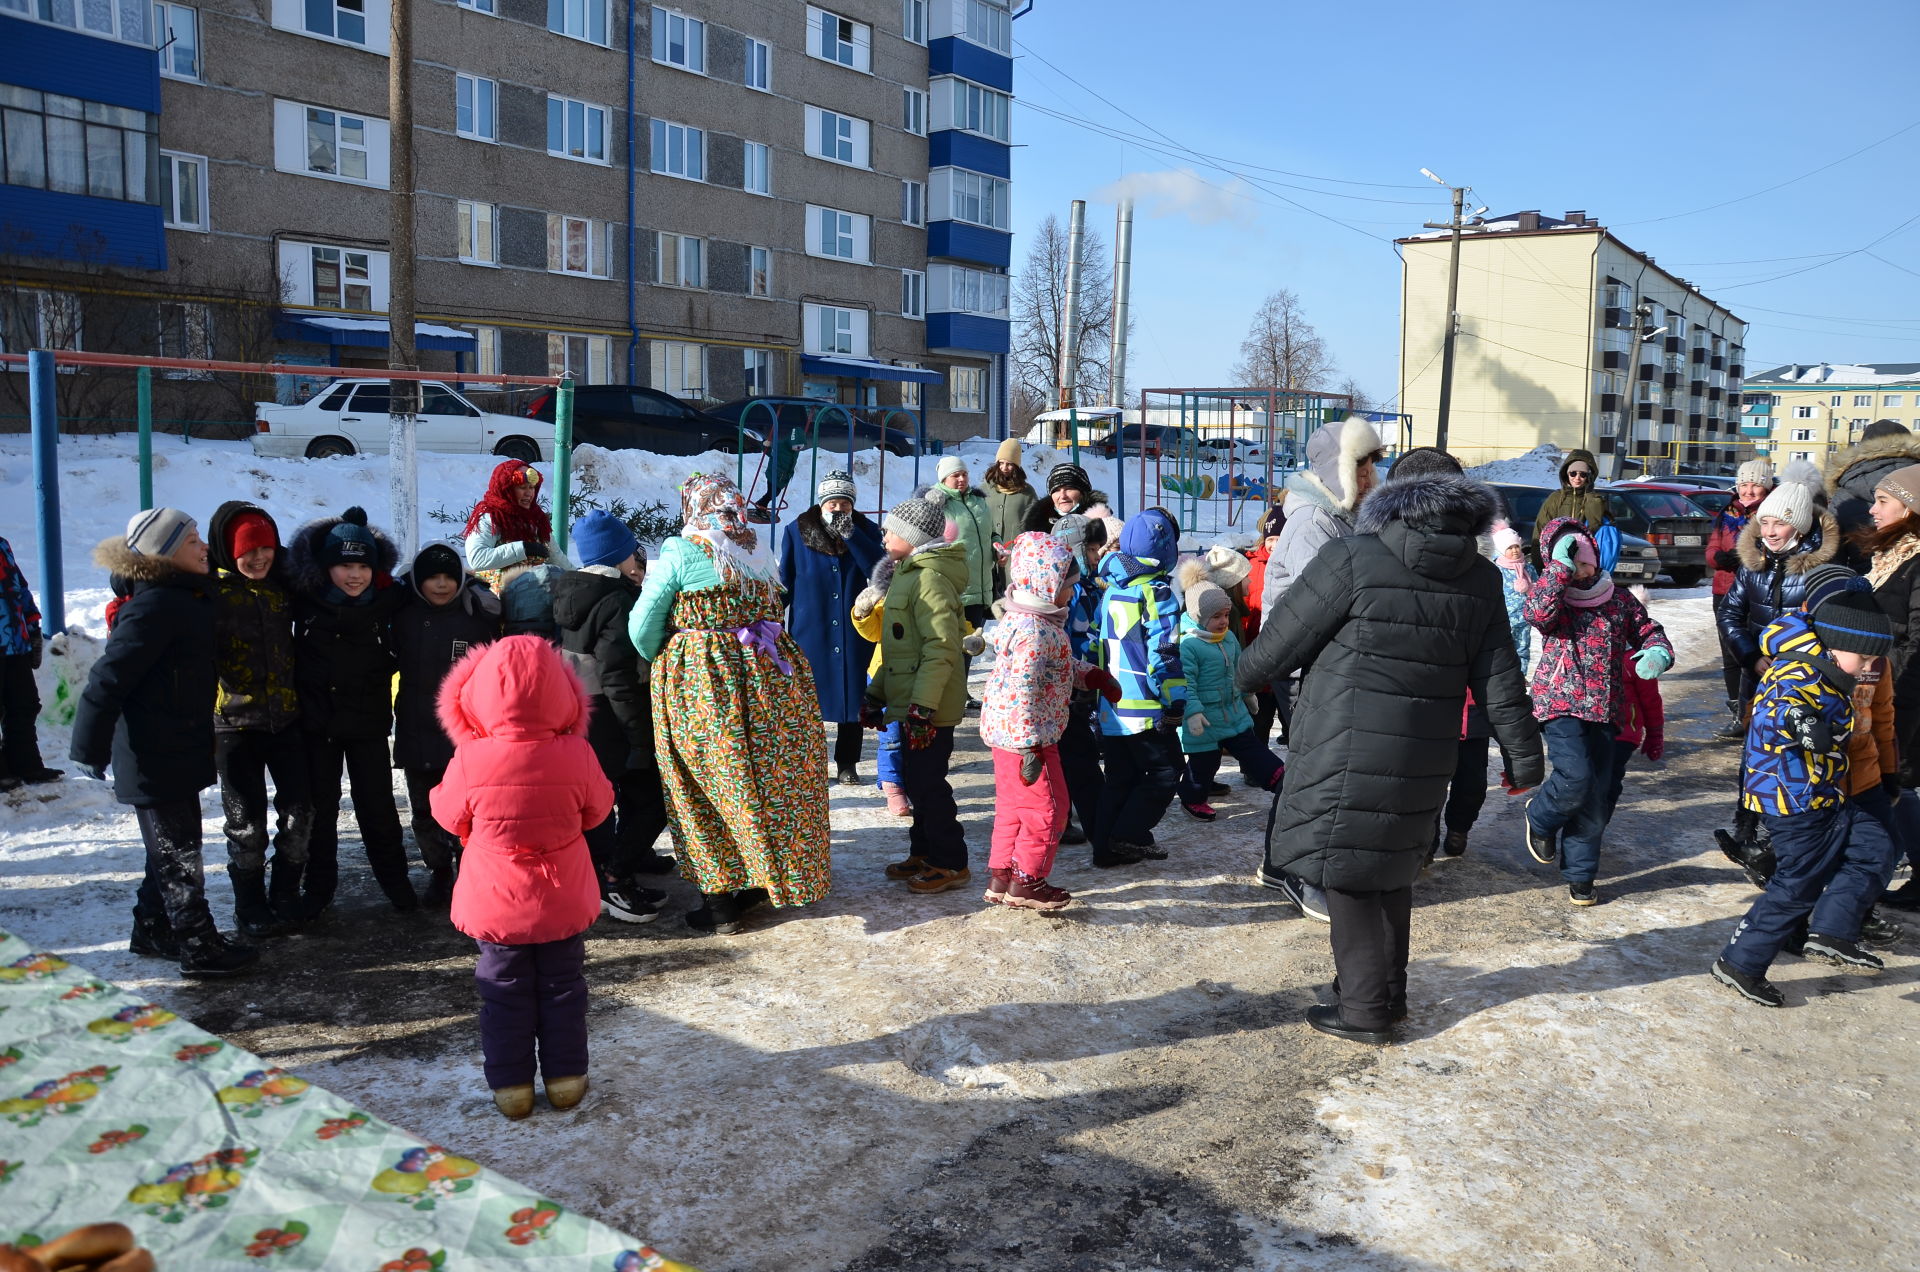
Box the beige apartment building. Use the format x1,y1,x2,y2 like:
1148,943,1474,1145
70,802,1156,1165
1740,363,1920,464
2,0,1020,442
1399,210,1750,473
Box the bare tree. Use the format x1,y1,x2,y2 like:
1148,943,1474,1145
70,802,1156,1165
1338,376,1375,413
1012,213,1115,410
1233,288,1335,392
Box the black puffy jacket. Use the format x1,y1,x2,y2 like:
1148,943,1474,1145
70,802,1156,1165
1237,474,1543,892
550,568,652,775
390,564,501,771
70,539,217,807
1827,433,1920,568
1716,511,1839,669
206,500,300,735
287,514,406,741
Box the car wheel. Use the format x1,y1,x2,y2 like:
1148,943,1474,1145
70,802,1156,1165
1668,566,1705,588
494,436,540,463
304,436,353,459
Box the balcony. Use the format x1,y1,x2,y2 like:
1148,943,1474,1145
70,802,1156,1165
925,312,1010,355
927,221,1012,269
1665,336,1683,353
1712,355,1725,370
1691,347,1707,363
1600,393,1620,413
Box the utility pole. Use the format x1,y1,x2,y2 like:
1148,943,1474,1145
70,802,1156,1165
387,0,419,558
1420,170,1471,452
1109,198,1134,412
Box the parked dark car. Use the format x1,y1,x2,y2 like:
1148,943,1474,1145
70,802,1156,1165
1487,484,1665,583
706,397,919,457
523,385,759,455
1604,486,1712,586
1093,424,1199,460
1629,481,1732,518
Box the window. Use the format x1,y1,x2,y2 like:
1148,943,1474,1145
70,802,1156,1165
902,88,926,136
950,365,985,412
808,6,870,71
467,325,501,382
457,199,496,264
548,0,607,45
650,118,704,180
804,303,865,356
901,269,924,320
743,347,773,396
938,77,1010,141
743,37,770,90
928,264,1009,316
311,246,374,309
743,141,770,195
1793,405,1815,419
0,291,82,356
651,340,706,398
1854,394,1874,407
455,73,496,141
650,6,704,70
961,0,1010,53
547,95,608,163
155,302,212,376
805,106,869,167
902,0,926,43
0,88,158,204
1790,428,1813,442
159,150,207,229
547,214,610,277
807,205,870,262
304,0,367,45
305,105,370,180
749,245,772,297
457,0,493,13
1885,395,1905,408
1852,418,1870,430
153,2,199,79
1830,395,1843,406
549,332,610,383
899,362,921,409
7,0,147,43
901,179,925,227
654,231,704,288
938,167,1010,229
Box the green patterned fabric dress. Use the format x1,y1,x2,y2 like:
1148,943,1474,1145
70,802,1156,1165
629,535,832,906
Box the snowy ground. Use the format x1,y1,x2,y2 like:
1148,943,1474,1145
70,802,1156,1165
4,436,1916,1269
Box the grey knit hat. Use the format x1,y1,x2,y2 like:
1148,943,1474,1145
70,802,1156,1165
124,507,196,558
935,455,967,482
1187,579,1232,624
883,495,947,549
816,469,856,504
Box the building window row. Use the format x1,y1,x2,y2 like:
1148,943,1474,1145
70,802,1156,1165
932,75,1010,142
0,85,157,205
2,0,150,45
153,0,198,78
547,94,608,164
933,166,1010,230
650,117,703,180
808,5,871,72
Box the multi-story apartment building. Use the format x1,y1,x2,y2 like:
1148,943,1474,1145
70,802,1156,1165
1741,362,1920,465
0,0,1017,442
1398,210,1750,473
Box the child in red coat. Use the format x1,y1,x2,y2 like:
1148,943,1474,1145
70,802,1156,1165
431,635,614,1120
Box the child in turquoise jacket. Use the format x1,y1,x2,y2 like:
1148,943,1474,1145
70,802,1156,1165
1174,560,1283,820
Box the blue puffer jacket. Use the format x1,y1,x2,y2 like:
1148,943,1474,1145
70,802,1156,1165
0,536,39,656
1718,510,1839,669
1096,509,1185,736
1742,610,1855,815
1177,614,1252,754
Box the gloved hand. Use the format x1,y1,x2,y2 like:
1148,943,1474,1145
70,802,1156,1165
1641,731,1665,762
519,539,549,561
1781,703,1833,755
1082,667,1122,704
1186,712,1211,735
77,763,107,782
1551,533,1582,569
1713,549,1740,571
961,632,986,657
859,696,887,730
1244,694,1260,715
1883,775,1904,803
852,586,884,620
906,703,938,750
28,629,43,671
1500,770,1533,796
1019,748,1044,786
1633,646,1673,680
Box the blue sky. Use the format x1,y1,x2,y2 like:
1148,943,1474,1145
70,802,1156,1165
1007,0,1920,406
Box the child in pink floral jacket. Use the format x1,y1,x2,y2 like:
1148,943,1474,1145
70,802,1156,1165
979,532,1120,911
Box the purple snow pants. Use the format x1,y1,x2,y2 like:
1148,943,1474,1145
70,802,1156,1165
474,933,589,1090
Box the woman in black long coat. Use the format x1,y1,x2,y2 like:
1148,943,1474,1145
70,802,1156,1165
1238,469,1543,1042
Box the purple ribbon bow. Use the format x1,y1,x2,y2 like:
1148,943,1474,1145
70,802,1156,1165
736,619,793,674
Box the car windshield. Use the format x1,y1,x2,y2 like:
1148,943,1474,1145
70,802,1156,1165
1500,489,1548,521
1620,490,1704,518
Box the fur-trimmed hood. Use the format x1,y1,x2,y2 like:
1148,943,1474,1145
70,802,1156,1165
435,632,589,744
1736,508,1839,574
286,511,400,597
1827,432,1920,499
1357,474,1499,538
794,504,879,557
92,537,200,584
1556,448,1599,488
1297,416,1384,514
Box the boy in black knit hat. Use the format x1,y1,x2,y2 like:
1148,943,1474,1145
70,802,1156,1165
1712,589,1897,1006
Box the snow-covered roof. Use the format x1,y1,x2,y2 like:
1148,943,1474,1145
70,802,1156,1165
1746,362,1920,386
293,316,478,341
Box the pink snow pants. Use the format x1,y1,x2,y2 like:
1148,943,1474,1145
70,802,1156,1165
990,745,1069,878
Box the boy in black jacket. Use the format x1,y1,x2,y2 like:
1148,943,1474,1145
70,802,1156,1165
287,507,414,917
72,508,257,977
549,510,670,923
207,500,310,938
391,542,501,907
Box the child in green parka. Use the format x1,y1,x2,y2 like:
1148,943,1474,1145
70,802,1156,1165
1174,559,1284,820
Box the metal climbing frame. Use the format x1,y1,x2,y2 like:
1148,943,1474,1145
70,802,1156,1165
729,398,926,557
1126,387,1355,535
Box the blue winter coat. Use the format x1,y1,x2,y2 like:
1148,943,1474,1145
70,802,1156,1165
1096,509,1186,736
778,506,884,723
0,536,39,656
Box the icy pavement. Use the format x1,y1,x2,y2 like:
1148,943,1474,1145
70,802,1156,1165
4,584,1916,1269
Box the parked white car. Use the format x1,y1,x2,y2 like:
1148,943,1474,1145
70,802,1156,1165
251,380,555,461
1195,436,1272,466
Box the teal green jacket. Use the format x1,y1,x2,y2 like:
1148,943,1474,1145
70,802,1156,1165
1177,614,1253,754
928,484,993,609
627,536,730,661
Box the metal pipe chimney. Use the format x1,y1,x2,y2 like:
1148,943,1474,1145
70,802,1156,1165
1057,199,1086,409
1109,197,1133,410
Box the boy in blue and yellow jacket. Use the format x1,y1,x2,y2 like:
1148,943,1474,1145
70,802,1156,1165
1091,508,1186,866
1712,595,1896,1007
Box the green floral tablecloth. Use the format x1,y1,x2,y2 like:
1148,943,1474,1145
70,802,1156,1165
0,927,697,1272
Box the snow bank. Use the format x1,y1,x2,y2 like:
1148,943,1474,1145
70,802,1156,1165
1467,444,1565,488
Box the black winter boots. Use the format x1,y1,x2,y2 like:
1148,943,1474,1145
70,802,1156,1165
229,867,288,939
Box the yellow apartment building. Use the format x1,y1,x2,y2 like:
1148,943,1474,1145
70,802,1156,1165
1740,363,1920,463
1399,210,1750,474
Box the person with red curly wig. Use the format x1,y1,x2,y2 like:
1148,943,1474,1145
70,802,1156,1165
463,459,573,590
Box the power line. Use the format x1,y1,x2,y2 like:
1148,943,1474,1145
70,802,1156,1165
1616,117,1920,227
1713,208,1920,291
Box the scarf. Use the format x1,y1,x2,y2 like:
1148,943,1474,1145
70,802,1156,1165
463,460,552,543
1565,575,1615,609
680,472,774,582
1869,533,1920,589
1198,627,1229,644
1497,556,1531,596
